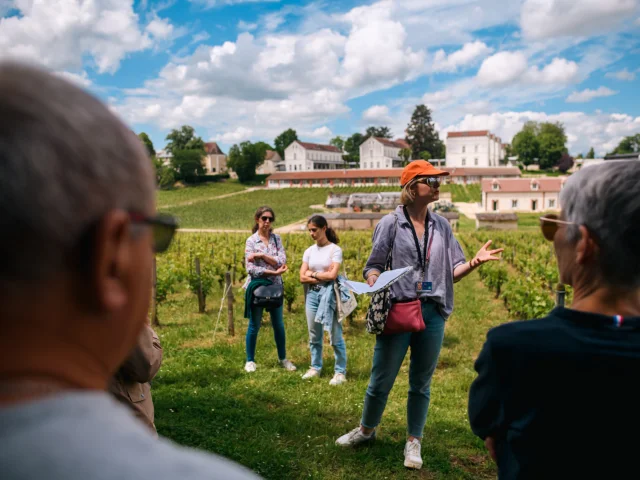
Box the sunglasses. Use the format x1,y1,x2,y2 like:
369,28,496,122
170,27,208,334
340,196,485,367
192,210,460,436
539,214,575,241
416,177,441,188
260,216,275,223
129,212,179,253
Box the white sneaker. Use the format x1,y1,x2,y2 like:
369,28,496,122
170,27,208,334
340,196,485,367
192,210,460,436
280,359,297,371
329,373,347,386
335,427,376,447
301,368,320,379
244,361,257,373
404,438,423,470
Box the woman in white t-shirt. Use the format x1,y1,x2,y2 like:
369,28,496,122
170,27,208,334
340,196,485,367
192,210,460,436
299,215,348,386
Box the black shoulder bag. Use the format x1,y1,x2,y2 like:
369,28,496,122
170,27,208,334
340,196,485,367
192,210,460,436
252,235,284,309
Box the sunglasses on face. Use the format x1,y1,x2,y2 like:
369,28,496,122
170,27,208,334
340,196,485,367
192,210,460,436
416,177,441,188
539,214,575,241
129,212,179,253
260,215,274,223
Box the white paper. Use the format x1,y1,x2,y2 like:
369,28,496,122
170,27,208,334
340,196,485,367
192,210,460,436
345,266,414,295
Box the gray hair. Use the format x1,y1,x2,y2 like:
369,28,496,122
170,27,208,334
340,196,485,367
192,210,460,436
560,160,640,288
0,61,155,284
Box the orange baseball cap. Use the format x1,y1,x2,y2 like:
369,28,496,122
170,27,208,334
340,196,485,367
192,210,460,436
400,160,449,186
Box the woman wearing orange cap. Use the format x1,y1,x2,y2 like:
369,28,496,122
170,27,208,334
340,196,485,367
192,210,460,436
336,160,503,470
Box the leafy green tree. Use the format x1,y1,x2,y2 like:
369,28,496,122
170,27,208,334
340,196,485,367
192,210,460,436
512,122,540,166
575,153,584,159
138,132,155,158
405,105,443,160
329,136,345,151
171,149,205,182
227,141,271,183
344,133,364,165
537,122,567,170
274,128,298,159
165,125,205,153
610,133,640,155
586,147,595,159
399,147,412,165
420,151,432,161
557,153,574,173
364,126,393,140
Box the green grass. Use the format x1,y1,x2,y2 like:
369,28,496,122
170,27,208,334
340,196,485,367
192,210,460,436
441,184,481,203
157,181,248,208
151,266,509,479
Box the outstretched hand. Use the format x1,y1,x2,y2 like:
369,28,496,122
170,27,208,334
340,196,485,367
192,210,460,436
473,240,504,266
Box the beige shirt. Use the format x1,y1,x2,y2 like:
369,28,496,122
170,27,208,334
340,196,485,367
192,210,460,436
108,324,162,434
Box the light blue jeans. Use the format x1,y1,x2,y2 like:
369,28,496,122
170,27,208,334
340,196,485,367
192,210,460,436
361,301,446,438
305,288,347,375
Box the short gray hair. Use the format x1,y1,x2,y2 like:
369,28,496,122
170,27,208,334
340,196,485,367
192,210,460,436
0,62,155,284
560,160,640,287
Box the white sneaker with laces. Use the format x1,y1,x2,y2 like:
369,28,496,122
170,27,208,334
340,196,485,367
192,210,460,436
244,361,257,373
404,438,423,469
301,368,320,379
329,373,347,386
335,427,376,447
280,359,297,371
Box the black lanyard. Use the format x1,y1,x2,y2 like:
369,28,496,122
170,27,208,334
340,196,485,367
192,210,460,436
402,206,431,273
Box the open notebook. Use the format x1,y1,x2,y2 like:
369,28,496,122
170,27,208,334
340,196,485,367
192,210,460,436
345,266,413,295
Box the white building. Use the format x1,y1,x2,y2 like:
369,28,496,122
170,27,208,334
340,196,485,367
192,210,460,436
359,137,409,170
481,177,566,213
157,149,172,167
256,150,284,175
284,141,344,172
203,142,227,174
446,130,504,168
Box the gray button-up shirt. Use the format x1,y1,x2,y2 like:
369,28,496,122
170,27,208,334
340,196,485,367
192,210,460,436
363,205,466,319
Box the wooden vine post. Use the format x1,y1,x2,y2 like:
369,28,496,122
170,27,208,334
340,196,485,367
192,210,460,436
225,272,235,336
151,256,160,327
195,257,205,313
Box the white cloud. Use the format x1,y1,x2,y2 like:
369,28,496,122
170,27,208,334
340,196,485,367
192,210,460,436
566,86,618,103
214,127,254,143
432,41,493,73
477,51,529,87
422,89,455,107
605,68,636,81
0,0,156,74
444,111,640,156
362,105,391,122
309,126,333,138
237,20,258,31
190,0,281,8
56,70,92,88
146,16,174,40
521,0,639,40
477,52,578,87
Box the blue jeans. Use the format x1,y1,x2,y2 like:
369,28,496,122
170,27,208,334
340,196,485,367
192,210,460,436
306,289,347,375
361,301,446,438
246,304,287,362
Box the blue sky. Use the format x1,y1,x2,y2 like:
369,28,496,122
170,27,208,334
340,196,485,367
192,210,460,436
1,0,639,156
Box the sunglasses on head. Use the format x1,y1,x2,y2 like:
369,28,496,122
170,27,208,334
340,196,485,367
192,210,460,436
539,214,575,241
260,215,274,223
416,177,441,188
129,212,179,253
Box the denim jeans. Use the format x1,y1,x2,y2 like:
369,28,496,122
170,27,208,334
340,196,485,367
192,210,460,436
246,303,287,362
306,288,347,375
361,301,446,438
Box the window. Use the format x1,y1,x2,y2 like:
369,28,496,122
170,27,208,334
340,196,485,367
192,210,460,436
377,162,380,168
492,200,498,211
512,199,518,208
462,146,466,153
492,183,499,191
474,158,478,166
475,145,478,152
462,158,466,166
549,199,556,208
531,182,539,191
370,149,373,158
532,200,538,211
294,153,297,160
294,165,297,171
288,165,292,171
212,167,216,172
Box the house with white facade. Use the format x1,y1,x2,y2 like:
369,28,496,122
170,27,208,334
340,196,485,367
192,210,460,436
446,130,504,168
256,150,284,175
202,142,227,174
359,137,409,170
284,141,344,172
157,149,172,167
481,177,566,213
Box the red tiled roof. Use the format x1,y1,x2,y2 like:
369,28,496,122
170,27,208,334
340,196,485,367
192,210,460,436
371,137,410,149
267,167,521,181
447,130,489,138
265,150,280,161
204,142,224,155
482,177,566,193
296,141,342,153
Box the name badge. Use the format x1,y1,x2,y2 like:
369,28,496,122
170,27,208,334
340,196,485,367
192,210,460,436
416,281,432,293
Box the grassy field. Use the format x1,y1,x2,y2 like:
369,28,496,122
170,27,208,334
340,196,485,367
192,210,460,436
151,235,515,478
157,181,248,208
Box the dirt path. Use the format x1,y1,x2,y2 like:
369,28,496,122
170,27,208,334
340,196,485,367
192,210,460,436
160,187,263,209
454,201,480,219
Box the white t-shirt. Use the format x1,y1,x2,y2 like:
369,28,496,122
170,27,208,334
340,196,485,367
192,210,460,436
303,243,343,273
